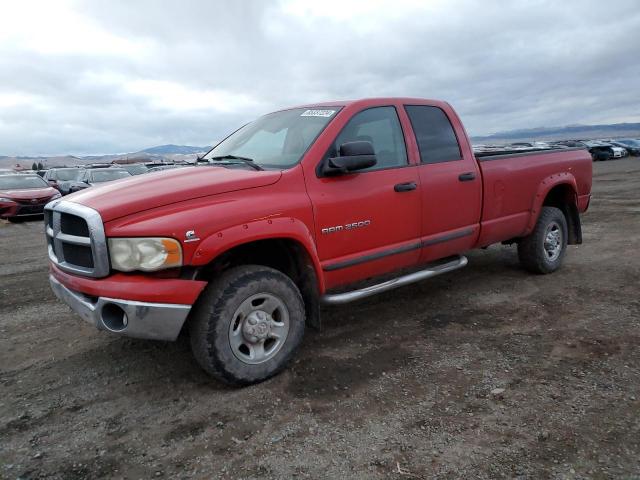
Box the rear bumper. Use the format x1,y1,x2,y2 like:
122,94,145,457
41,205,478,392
50,275,191,341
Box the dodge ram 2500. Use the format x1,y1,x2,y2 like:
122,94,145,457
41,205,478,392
45,98,592,385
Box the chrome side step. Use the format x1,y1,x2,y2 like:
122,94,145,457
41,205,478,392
321,255,468,305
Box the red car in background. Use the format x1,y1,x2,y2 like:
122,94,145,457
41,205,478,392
0,175,60,221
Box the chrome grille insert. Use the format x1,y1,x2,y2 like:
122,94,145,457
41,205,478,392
44,200,110,278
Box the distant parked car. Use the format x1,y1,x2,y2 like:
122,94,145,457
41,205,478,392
509,141,552,149
84,163,114,169
144,162,176,169
608,139,640,156
0,174,60,221
117,163,148,175
555,140,588,148
146,164,189,173
610,146,627,158
42,168,85,193
583,141,614,161
67,168,132,193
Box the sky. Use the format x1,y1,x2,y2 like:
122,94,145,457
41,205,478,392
1,0,639,156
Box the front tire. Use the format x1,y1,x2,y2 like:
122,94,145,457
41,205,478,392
189,265,305,386
518,206,568,274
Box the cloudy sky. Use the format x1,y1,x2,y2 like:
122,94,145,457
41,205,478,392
1,0,639,156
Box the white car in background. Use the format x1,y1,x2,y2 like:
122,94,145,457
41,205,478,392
610,146,627,158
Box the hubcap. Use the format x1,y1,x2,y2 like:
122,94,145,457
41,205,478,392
228,293,289,365
543,221,563,262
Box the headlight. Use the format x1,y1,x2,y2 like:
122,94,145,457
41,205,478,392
0,197,15,203
108,237,182,272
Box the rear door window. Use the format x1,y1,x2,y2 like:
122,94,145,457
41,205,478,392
405,105,462,164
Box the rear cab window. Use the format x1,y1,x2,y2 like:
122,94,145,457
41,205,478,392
404,105,462,164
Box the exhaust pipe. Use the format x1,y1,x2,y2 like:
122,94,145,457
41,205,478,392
100,303,129,332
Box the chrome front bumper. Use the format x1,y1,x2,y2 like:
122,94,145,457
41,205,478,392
49,275,191,341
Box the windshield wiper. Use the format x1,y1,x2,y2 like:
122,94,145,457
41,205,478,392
208,155,263,171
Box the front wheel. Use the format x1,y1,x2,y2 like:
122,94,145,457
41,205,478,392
518,206,568,274
189,265,305,386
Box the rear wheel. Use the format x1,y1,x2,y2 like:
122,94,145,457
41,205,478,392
189,265,305,386
518,206,568,274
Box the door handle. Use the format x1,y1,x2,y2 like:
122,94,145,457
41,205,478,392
458,172,476,182
394,182,417,192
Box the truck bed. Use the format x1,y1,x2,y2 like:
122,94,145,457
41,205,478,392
474,146,587,159
475,146,593,247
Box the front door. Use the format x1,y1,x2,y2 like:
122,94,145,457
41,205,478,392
305,106,422,289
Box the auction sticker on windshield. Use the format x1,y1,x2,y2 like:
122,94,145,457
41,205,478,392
300,109,336,117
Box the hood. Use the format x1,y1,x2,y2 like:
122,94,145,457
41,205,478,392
0,187,58,200
67,166,282,221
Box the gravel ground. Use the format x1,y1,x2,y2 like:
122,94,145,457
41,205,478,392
1,157,639,480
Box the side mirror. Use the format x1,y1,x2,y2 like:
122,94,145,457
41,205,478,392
322,141,377,176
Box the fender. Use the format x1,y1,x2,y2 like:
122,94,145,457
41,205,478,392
190,216,326,294
525,173,578,234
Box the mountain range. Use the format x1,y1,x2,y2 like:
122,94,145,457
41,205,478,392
2,121,640,170
0,145,211,170
139,144,209,155
471,122,640,143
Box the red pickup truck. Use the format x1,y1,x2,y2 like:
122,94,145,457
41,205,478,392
46,98,592,385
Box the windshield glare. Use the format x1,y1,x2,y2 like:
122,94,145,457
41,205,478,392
204,107,340,168
91,170,131,182
122,164,148,175
0,175,49,190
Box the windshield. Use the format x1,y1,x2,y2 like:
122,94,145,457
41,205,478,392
90,170,131,183
51,169,83,181
618,139,640,147
204,107,340,169
0,175,49,190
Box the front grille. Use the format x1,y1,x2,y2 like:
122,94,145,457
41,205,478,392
61,213,90,237
17,196,51,206
45,201,109,278
16,205,45,215
62,243,94,268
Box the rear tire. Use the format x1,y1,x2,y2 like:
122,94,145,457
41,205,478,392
518,206,568,274
189,265,305,386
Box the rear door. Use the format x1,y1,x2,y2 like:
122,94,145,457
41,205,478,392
403,104,482,262
305,105,422,288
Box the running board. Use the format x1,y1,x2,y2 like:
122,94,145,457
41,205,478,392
321,255,468,305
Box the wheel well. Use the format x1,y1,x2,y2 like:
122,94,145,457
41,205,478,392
195,239,321,328
542,184,582,245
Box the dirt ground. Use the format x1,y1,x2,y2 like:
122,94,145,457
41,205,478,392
1,158,639,480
